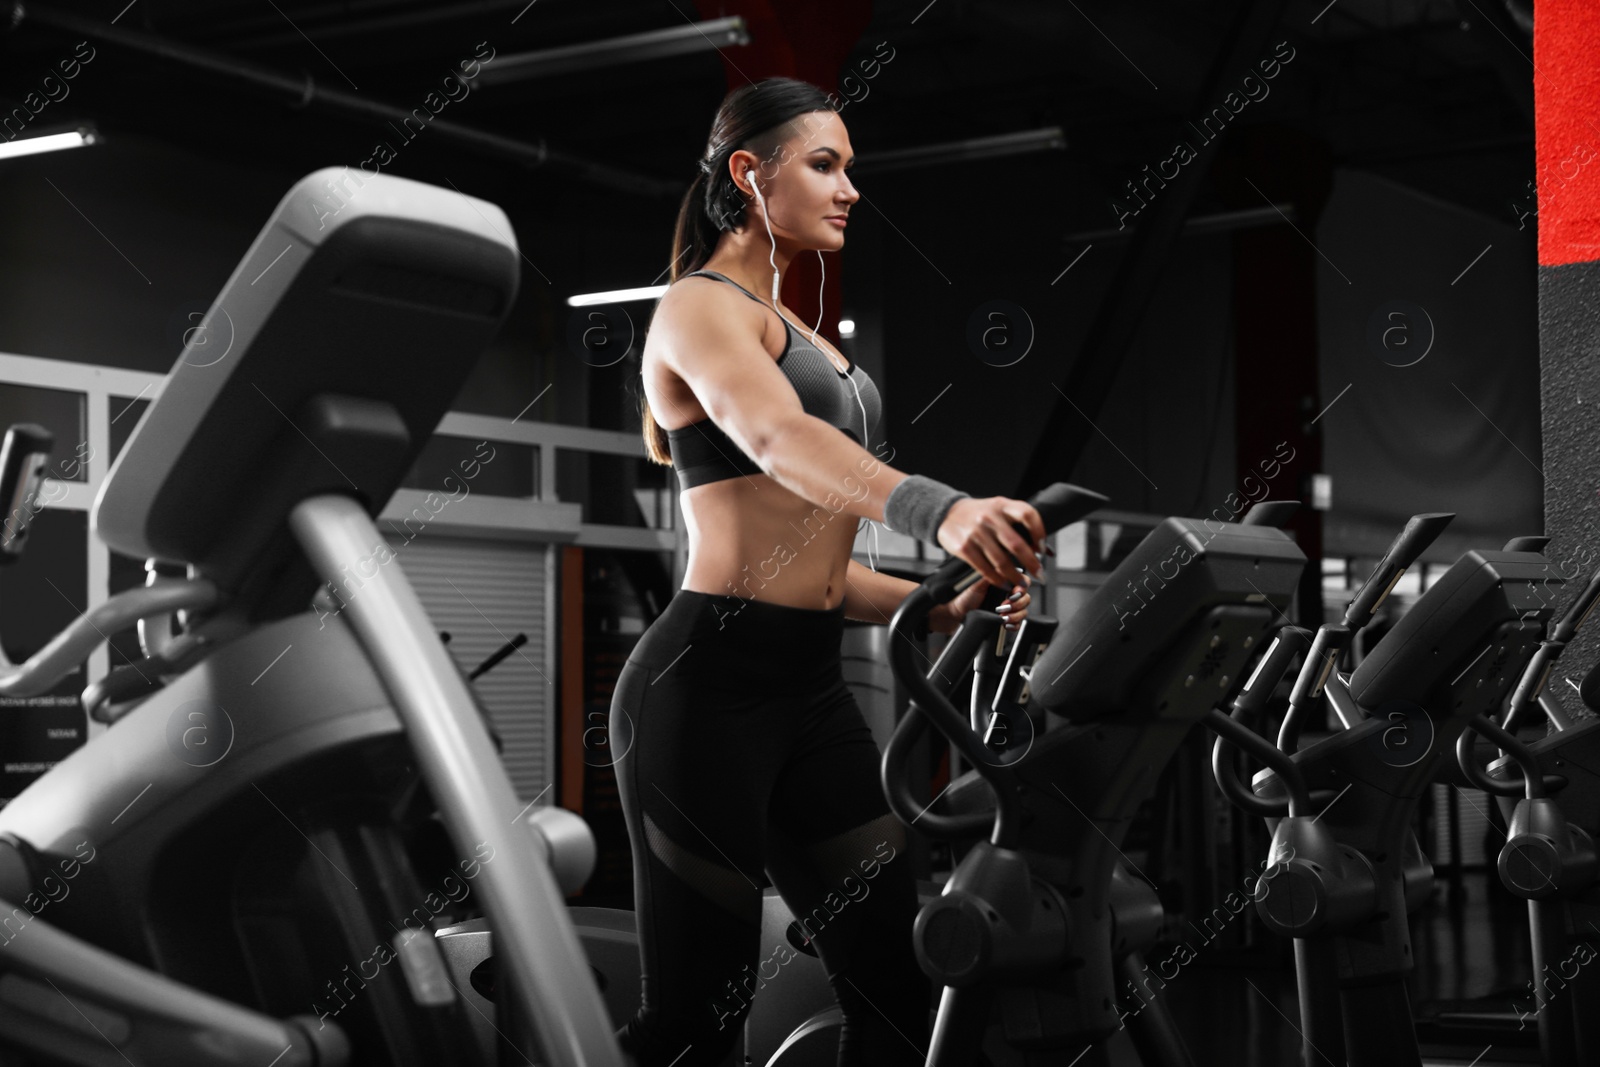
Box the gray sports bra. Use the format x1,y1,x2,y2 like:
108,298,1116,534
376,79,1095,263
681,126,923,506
663,270,883,491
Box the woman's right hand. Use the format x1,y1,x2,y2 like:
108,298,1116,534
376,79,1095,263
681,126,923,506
936,497,1048,589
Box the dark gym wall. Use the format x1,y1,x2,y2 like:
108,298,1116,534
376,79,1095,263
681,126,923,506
1316,167,1541,563
871,197,1240,516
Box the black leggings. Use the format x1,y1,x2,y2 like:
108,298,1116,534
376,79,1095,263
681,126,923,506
609,590,931,1067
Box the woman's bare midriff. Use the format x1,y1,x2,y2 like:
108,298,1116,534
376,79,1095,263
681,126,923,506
645,283,859,612
677,475,860,610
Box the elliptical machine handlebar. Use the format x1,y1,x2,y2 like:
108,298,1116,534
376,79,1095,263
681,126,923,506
1535,552,1599,646
0,433,354,1062
882,482,1108,847
915,483,1108,606
289,493,625,1067
1501,561,1600,731
1341,512,1454,628
1455,714,1561,799
0,423,53,561
0,422,223,701
0,429,617,1064
1456,558,1600,797
0,578,220,697
1208,626,1325,818
1278,511,1455,754
882,609,1009,842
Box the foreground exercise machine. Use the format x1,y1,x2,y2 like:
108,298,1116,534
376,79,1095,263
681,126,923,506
865,499,1306,1065
0,168,625,1066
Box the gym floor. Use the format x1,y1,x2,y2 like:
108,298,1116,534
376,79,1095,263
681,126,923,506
1089,872,1541,1066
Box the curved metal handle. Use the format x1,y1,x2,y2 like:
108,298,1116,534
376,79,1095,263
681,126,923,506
1456,713,1561,800
289,494,625,1067
884,483,1108,846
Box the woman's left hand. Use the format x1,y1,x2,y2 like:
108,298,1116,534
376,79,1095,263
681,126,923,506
931,572,1032,635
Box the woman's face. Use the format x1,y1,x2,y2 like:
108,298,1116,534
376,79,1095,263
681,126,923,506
740,110,859,251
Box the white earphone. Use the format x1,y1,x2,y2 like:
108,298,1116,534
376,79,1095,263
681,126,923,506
745,166,881,570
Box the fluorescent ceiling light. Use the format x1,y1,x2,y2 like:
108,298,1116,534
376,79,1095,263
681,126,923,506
479,17,750,86
0,127,97,162
567,285,669,307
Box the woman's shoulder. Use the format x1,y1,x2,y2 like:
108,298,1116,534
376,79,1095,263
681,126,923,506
658,270,728,309
652,271,763,338
646,271,788,375
665,269,736,299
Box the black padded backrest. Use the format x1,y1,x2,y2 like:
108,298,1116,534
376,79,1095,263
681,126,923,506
92,168,519,605
1029,517,1304,719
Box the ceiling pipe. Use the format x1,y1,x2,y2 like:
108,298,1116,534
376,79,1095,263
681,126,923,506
218,0,540,51
474,17,750,86
8,3,681,198
852,127,1067,175
1061,203,1296,246
191,0,449,41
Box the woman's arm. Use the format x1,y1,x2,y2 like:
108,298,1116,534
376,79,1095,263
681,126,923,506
656,282,912,525
839,558,920,627
657,281,1045,588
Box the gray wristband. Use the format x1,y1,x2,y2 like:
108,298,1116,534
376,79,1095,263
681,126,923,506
884,474,970,544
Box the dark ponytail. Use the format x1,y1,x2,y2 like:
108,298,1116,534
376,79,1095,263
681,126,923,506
640,76,837,468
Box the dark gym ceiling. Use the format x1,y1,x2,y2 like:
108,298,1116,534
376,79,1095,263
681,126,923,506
0,0,1535,228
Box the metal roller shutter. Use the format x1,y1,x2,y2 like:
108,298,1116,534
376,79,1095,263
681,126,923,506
383,534,554,803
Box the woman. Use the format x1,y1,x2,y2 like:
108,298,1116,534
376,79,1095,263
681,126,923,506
612,76,1049,1067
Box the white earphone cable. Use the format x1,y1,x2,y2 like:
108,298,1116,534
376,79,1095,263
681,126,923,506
754,173,879,571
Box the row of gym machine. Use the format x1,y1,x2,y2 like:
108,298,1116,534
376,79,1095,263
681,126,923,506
0,168,1588,1067
819,492,1599,1067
